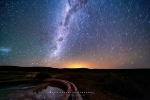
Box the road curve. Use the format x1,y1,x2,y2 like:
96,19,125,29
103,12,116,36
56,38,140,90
44,78,83,100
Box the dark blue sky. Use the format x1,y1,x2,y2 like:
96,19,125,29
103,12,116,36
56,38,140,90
0,0,150,68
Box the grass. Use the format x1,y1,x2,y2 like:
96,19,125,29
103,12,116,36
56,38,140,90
0,69,150,100
98,73,144,99
0,71,37,81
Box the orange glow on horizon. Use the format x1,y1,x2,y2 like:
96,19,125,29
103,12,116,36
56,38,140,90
66,63,89,69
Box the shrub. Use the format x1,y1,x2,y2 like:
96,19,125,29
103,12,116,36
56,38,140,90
99,73,144,98
34,72,51,79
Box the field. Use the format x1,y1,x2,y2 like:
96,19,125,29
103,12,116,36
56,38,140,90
0,66,150,100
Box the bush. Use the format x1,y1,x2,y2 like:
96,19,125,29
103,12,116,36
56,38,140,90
34,72,51,79
99,73,144,98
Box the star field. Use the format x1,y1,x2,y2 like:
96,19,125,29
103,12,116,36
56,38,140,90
0,0,150,68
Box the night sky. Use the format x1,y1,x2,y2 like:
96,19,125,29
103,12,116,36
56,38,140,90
0,0,150,69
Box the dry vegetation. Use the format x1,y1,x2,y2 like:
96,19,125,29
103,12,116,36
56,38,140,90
0,68,150,100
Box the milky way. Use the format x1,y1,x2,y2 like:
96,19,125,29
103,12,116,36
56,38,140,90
0,0,150,68
50,0,88,59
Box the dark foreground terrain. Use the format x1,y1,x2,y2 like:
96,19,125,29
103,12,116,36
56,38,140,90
0,66,150,100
